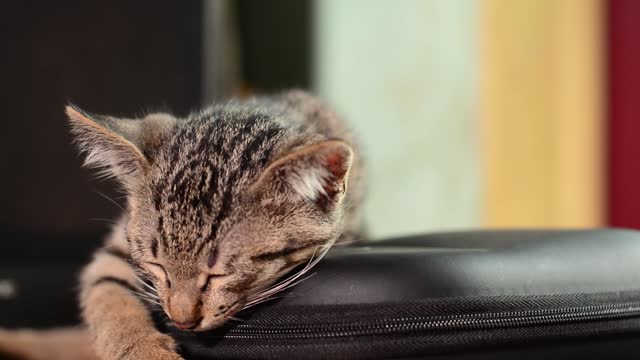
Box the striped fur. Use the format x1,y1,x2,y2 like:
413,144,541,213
0,90,365,360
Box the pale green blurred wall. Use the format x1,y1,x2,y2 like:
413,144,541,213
314,0,480,238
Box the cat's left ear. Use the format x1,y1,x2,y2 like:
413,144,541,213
66,104,176,185
256,139,353,209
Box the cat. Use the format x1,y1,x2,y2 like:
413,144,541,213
0,90,365,360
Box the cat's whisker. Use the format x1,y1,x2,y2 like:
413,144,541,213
247,246,321,302
226,316,245,323
149,293,160,300
250,239,333,301
137,290,159,301
135,289,158,301
135,277,159,295
269,272,316,294
139,291,160,301
89,218,119,225
134,289,160,300
139,287,160,298
243,273,316,309
245,288,308,307
334,239,360,247
129,279,161,304
243,240,334,311
242,295,284,309
133,272,159,293
94,190,129,214
143,299,162,306
136,293,162,306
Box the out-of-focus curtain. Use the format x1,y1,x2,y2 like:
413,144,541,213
314,0,605,236
314,0,480,238
480,0,605,228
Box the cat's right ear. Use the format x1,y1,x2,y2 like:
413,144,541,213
65,104,174,184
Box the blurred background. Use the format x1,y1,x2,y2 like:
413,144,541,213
2,0,640,252
4,0,640,328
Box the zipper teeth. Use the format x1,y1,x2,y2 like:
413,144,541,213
225,302,640,339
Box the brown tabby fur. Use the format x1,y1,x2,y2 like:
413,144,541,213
0,90,365,359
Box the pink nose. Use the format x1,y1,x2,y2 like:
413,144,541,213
173,317,202,330
168,290,201,330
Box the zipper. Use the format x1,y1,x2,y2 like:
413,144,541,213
225,302,640,339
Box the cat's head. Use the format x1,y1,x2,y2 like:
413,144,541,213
67,104,353,331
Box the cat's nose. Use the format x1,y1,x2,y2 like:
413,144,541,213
169,306,202,329
168,291,202,330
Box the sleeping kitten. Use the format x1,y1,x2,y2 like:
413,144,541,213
0,90,364,360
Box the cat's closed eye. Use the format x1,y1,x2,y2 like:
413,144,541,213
201,273,228,292
146,262,171,288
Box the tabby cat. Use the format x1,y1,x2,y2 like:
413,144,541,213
0,90,364,360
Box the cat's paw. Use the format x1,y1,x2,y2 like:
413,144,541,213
0,328,35,359
141,332,184,360
0,327,98,360
116,332,184,360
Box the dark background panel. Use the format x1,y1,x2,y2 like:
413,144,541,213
235,0,312,92
0,0,312,262
0,1,204,254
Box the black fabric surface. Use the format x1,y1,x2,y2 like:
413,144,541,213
3,229,640,359
170,229,640,359
273,229,640,304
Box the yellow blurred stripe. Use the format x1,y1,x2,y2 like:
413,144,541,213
480,0,604,227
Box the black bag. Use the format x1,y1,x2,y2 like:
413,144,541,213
3,230,640,359
171,229,640,359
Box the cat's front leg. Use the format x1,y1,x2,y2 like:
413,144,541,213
80,248,183,360
0,327,97,360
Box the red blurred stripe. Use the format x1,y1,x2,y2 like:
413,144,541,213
608,0,640,228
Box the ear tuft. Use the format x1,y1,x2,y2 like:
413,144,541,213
66,104,148,183
287,164,332,201
261,140,353,208
65,104,95,127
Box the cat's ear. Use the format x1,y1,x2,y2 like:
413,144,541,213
66,104,175,183
257,140,353,209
